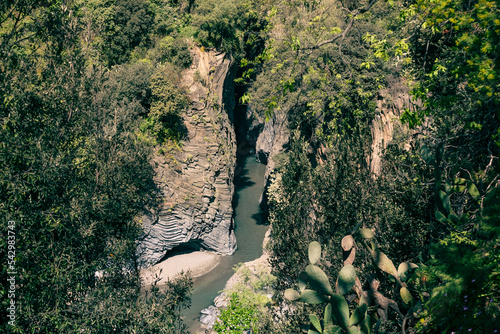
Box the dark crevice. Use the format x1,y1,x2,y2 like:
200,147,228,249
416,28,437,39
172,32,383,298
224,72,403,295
160,240,204,262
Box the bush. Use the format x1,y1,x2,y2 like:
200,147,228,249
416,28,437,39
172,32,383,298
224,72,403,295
141,64,189,144
152,36,193,68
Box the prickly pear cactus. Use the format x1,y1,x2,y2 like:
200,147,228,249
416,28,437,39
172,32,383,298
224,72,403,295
284,228,420,334
285,241,370,334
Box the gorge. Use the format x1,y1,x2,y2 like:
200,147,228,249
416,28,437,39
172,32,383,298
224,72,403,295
137,44,412,332
137,47,282,331
4,1,498,333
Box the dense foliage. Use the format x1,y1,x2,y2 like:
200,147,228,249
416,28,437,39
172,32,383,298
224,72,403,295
0,0,195,332
240,0,499,333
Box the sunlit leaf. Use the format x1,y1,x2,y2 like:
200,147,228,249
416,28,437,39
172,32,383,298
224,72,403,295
400,287,414,305
324,303,333,326
397,262,418,281
305,264,334,296
309,241,322,265
284,289,300,301
371,250,398,278
467,181,480,199
358,228,374,239
310,314,323,333
338,265,356,295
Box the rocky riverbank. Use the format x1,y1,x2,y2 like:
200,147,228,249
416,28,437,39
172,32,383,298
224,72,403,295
196,230,273,333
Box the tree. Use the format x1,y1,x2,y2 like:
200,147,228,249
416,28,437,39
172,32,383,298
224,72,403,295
0,2,193,332
192,0,267,58
99,0,154,66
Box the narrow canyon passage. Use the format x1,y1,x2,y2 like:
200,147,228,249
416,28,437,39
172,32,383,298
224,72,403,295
184,153,268,332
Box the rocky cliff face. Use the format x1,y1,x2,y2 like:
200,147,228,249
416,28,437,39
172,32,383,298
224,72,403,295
246,107,289,207
369,76,414,175
137,48,238,268
136,49,411,268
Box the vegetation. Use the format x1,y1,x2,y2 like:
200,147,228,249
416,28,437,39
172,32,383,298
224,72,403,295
0,0,194,332
1,0,498,333
213,262,277,333
251,0,500,333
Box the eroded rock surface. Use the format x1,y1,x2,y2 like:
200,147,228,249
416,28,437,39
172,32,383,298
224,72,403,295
247,107,289,208
137,48,238,267
369,76,416,175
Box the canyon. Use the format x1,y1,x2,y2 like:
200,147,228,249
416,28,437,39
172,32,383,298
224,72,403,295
137,46,411,331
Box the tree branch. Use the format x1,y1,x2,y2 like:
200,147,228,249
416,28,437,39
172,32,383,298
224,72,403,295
299,0,380,51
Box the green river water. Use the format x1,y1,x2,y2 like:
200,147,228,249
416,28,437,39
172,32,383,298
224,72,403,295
184,154,268,332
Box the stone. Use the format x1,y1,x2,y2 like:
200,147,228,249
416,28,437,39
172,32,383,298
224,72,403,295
249,108,290,209
369,75,418,176
136,47,238,268
199,305,220,327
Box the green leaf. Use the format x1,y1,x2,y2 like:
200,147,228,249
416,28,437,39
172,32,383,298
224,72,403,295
361,314,371,334
301,289,330,304
347,326,362,334
467,181,480,199
435,210,449,224
309,330,321,334
397,262,418,281
348,303,367,326
330,294,349,330
284,289,300,301
324,324,343,334
448,213,459,225
305,264,335,296
310,314,323,333
324,303,333,326
452,184,467,192
444,180,452,194
338,265,357,295
358,228,374,239
452,178,467,192
400,287,414,305
331,27,342,35
370,250,398,278
359,295,369,307
298,271,308,292
309,241,322,265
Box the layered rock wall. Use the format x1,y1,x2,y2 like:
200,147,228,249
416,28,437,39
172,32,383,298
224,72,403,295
369,76,415,175
137,48,238,267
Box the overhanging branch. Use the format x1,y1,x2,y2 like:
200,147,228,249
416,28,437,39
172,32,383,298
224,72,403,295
299,0,380,51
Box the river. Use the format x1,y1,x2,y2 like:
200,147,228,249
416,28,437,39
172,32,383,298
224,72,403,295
184,154,268,333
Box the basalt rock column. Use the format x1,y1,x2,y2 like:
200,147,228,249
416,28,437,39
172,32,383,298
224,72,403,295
137,47,238,268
